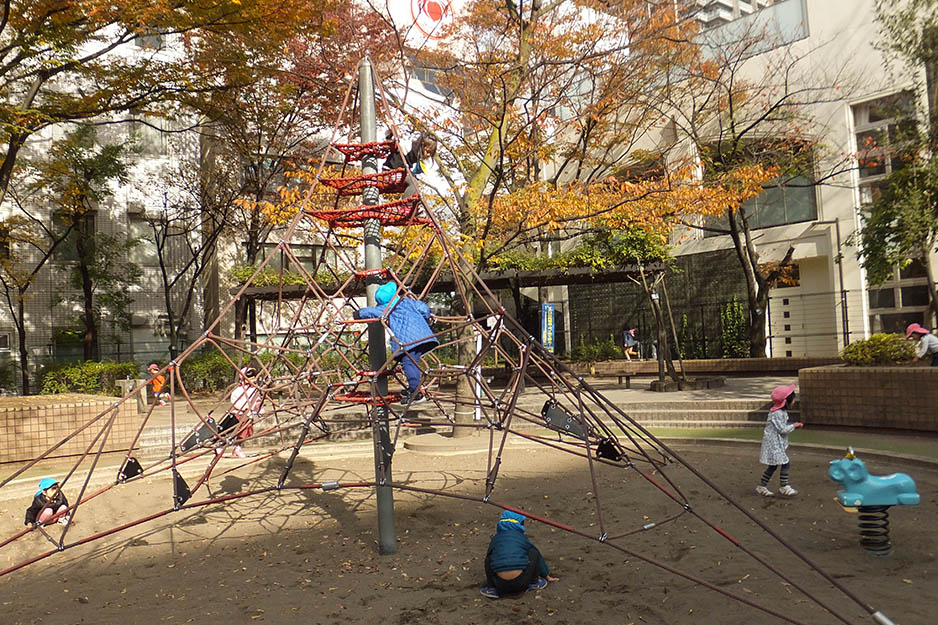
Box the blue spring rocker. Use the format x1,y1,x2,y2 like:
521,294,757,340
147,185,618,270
828,448,919,556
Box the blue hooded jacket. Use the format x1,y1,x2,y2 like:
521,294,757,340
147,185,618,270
357,282,439,353
486,510,550,576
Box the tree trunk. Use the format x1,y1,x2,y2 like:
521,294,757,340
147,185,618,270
452,270,475,439
75,233,97,361
727,208,768,357
17,296,29,395
748,293,768,358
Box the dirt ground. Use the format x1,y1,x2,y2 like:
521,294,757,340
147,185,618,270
0,443,934,625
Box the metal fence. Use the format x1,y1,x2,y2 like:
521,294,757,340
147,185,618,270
567,286,862,359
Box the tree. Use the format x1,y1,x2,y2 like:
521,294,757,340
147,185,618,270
26,125,137,360
0,0,327,207
875,0,938,151
186,1,399,338
858,1,938,324
648,16,851,356
0,210,70,394
62,232,142,360
859,156,938,323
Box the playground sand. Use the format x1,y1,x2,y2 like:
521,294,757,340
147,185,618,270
0,444,934,625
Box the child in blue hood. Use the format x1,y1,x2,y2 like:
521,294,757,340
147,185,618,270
24,478,69,528
354,281,439,406
481,510,559,598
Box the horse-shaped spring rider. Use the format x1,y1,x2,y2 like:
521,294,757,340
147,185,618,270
828,448,919,556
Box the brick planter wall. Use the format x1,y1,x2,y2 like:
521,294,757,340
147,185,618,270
0,394,138,463
799,365,938,432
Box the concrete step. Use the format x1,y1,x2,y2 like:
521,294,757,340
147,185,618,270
614,399,781,411
620,409,798,422
627,420,763,429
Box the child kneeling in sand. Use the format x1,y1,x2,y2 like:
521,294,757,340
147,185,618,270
25,478,70,528
481,510,559,598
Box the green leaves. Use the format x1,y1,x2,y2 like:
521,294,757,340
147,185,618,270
859,157,938,286
840,333,916,366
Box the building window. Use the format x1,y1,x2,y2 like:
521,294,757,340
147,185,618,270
135,31,164,50
255,242,348,276
704,175,818,236
852,92,916,206
129,109,167,156
0,332,9,350
867,259,932,333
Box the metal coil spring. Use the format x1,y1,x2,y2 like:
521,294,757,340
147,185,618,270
857,505,891,556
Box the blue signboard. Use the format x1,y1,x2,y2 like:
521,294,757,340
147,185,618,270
541,303,555,353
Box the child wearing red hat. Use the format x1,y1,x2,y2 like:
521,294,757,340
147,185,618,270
905,323,938,366
756,384,803,497
147,364,169,406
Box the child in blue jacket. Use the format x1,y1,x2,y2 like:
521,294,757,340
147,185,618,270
354,281,439,405
481,510,559,598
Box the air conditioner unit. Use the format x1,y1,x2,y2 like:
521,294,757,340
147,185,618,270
126,203,145,215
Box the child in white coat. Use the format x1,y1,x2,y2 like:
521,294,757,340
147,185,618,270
756,384,803,497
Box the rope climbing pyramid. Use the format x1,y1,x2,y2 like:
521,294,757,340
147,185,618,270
0,59,902,625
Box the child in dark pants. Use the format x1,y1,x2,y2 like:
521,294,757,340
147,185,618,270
24,478,69,528
756,384,804,497
481,510,559,598
354,281,439,406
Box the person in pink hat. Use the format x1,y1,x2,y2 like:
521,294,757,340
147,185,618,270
905,323,938,366
756,384,803,497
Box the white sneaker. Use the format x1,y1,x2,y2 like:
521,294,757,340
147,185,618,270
756,485,774,497
779,485,798,497
56,517,69,526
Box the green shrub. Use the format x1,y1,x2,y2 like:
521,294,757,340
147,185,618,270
40,361,139,395
571,335,620,362
840,333,916,366
720,296,748,358
177,349,239,393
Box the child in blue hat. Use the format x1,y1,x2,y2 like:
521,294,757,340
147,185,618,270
481,510,559,598
24,478,70,528
354,281,439,406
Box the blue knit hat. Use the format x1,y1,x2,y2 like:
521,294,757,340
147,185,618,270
36,477,58,497
375,282,398,305
497,510,526,532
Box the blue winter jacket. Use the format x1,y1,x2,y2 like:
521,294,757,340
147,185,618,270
357,297,439,354
486,518,550,576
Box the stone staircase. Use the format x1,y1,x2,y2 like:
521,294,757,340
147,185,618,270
614,399,799,430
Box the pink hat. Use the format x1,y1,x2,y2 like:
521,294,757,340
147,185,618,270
905,323,930,338
770,384,795,411
148,363,159,371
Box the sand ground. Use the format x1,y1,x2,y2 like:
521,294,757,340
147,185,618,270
0,442,934,625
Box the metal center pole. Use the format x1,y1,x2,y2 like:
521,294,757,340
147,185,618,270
360,57,396,555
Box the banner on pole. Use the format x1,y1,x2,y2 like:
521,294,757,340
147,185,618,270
541,303,555,353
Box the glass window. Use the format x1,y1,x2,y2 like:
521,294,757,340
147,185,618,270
899,259,928,279
878,312,925,335
900,285,930,307
868,288,895,309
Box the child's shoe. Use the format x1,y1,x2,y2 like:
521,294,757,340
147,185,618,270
480,586,500,599
756,485,774,497
231,446,247,459
56,517,69,526
528,577,549,590
779,485,798,497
